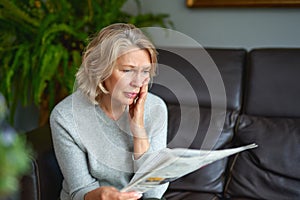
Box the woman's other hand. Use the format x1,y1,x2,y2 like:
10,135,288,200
84,186,142,200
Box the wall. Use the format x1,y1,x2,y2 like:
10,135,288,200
124,0,300,50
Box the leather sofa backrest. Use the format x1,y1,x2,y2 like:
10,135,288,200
151,47,247,195
225,48,300,200
244,48,300,117
152,47,246,110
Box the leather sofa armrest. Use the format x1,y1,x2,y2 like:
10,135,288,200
20,124,63,200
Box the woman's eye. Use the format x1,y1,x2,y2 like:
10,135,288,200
122,69,132,73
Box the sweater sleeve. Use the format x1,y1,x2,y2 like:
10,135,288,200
50,109,99,200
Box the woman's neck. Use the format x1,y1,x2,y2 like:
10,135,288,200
99,95,126,121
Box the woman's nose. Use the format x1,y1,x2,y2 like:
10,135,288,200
130,73,145,88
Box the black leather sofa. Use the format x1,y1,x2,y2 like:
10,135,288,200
20,48,300,200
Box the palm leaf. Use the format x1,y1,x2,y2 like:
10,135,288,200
0,0,172,125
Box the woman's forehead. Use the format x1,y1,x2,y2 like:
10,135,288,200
117,49,151,65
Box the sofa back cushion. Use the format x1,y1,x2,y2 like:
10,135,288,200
166,106,238,194
225,48,300,199
244,48,300,117
150,48,247,194
153,47,246,110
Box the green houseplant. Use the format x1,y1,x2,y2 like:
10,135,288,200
0,0,172,125
0,93,32,197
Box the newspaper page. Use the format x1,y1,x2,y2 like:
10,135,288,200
121,143,257,193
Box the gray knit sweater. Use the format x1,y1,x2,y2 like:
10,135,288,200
50,90,169,200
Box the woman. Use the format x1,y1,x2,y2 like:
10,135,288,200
50,23,168,200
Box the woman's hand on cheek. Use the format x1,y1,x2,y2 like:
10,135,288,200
84,186,142,200
129,78,150,159
129,78,149,136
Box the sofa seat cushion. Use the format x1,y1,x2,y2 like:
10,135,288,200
224,115,300,199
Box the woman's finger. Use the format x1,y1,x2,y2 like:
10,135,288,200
119,191,142,200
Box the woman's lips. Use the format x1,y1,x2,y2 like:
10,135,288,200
124,92,138,99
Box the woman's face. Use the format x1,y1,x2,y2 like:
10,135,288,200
103,48,151,106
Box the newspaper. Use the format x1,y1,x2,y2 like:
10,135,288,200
121,143,257,193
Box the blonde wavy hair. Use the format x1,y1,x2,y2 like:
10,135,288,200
76,23,157,104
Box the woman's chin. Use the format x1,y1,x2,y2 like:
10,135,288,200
121,98,134,106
